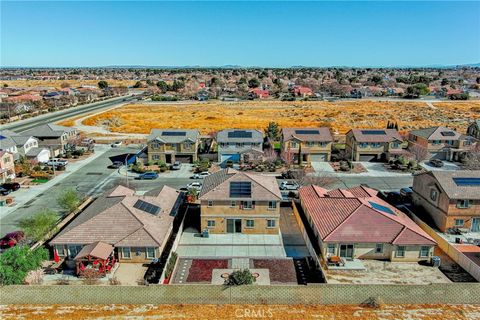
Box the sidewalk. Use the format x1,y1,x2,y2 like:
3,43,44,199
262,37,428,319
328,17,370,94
312,161,413,177
0,144,110,219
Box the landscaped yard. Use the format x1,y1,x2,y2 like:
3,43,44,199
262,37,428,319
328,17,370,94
69,100,478,134
185,259,229,283
252,259,298,284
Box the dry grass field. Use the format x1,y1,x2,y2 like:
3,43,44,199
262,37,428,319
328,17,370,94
1,304,479,320
1,79,136,89
79,100,479,134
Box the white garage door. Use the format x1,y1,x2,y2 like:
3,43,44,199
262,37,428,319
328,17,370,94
310,153,328,162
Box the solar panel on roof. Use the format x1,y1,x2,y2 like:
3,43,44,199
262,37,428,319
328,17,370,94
0,135,5,140
161,131,186,136
361,130,386,135
440,131,456,137
229,181,252,198
295,130,320,135
453,178,480,186
133,199,161,215
368,201,395,215
228,131,252,139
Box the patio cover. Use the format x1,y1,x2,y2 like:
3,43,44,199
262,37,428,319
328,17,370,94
74,241,114,260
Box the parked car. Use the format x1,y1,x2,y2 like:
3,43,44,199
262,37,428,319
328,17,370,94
400,187,413,198
187,182,203,191
171,161,182,170
0,187,12,196
429,159,444,168
108,161,123,169
137,172,159,180
111,141,123,148
191,171,211,179
46,158,68,167
0,231,25,249
280,181,300,190
1,182,20,192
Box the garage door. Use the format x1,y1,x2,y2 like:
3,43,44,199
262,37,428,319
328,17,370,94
175,155,193,163
310,153,328,162
220,154,240,163
359,154,377,162
430,152,447,160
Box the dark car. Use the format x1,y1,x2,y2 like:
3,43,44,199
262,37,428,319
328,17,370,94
0,231,25,249
400,187,413,199
108,161,123,169
0,187,12,196
137,172,159,180
1,182,20,192
429,159,444,168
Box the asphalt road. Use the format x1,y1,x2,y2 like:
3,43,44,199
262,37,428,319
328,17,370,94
2,95,136,133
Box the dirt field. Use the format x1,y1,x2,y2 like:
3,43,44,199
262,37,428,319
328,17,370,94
1,79,136,89
77,100,479,134
1,304,479,320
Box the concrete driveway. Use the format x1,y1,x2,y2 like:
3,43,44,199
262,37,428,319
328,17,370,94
311,161,412,177
420,161,460,171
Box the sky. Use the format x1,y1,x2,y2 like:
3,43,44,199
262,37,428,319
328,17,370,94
1,1,479,67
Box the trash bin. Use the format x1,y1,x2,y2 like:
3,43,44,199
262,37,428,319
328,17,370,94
202,228,209,238
431,256,441,267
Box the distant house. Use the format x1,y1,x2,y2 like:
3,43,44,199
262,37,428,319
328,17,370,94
412,171,480,233
299,185,436,262
50,185,183,262
408,126,476,161
0,151,15,183
0,129,50,162
249,88,269,99
216,129,264,164
467,120,480,139
345,129,405,162
19,123,78,156
281,127,333,162
291,86,313,97
147,129,200,164
5,94,42,103
198,169,282,234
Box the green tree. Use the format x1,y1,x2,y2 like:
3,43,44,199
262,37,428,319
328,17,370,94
98,80,108,89
0,246,49,285
171,80,185,92
248,78,260,88
265,122,280,141
225,269,256,286
18,209,59,242
57,188,81,213
405,83,429,98
156,80,168,93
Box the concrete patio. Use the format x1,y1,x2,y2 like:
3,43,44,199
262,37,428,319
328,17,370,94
327,259,366,270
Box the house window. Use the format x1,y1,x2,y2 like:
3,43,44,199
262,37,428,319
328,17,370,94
457,200,471,209
432,140,441,145
184,142,191,149
67,245,82,258
134,247,142,256
396,246,406,258
267,219,276,228
207,200,213,207
242,201,253,209
420,246,430,258
268,201,277,210
146,247,156,259
207,220,215,228
391,142,400,149
290,142,298,148
446,140,454,146
327,243,336,255
152,154,160,160
454,219,464,227
121,247,131,259
430,189,438,202
230,200,236,207
371,142,381,148
306,141,314,147
318,142,327,147
246,220,254,228
359,143,368,148
375,243,384,254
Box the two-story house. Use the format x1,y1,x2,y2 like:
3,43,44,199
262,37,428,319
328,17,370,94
281,127,333,162
216,129,264,164
20,123,78,156
147,129,200,164
0,151,15,183
198,168,282,235
345,129,404,162
408,126,476,161
467,120,480,139
412,171,480,233
0,129,50,163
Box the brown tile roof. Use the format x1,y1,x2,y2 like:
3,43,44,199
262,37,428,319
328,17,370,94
419,170,480,200
282,127,333,142
74,241,113,260
349,129,402,143
410,126,461,141
299,185,435,245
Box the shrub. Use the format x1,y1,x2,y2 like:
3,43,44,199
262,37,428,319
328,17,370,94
108,277,121,285
224,269,256,286
360,297,383,309
164,252,178,280
18,209,59,242
0,246,49,285
57,188,81,213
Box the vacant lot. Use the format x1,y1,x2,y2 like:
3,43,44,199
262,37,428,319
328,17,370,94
1,79,136,89
79,100,478,134
1,304,479,320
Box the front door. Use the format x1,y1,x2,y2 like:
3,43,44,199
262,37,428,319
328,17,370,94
339,244,354,260
472,218,480,232
227,219,242,233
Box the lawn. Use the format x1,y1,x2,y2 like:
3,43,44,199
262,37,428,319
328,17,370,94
78,100,478,134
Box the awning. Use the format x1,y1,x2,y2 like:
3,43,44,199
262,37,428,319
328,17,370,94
74,241,114,260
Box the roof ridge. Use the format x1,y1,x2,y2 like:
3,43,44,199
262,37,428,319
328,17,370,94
323,199,363,240
243,172,282,200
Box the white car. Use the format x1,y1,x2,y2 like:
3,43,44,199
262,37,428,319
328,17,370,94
187,182,203,191
280,181,300,190
46,158,68,167
191,171,211,179
111,141,122,148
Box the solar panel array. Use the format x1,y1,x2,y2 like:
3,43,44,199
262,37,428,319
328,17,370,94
0,135,6,140
228,130,252,139
295,130,320,135
230,181,252,198
133,199,161,215
162,131,186,136
368,201,395,215
361,130,386,135
440,131,456,137
453,178,480,186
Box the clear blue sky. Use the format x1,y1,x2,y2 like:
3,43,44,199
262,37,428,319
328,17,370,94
1,1,479,67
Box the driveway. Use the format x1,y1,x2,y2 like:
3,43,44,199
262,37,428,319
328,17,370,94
311,161,412,177
420,161,460,171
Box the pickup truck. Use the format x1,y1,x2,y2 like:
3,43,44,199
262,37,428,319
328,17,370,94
46,159,68,167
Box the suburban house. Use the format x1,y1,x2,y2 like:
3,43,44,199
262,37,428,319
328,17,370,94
216,129,264,164
147,129,200,164
298,185,436,262
467,120,480,139
0,151,15,183
0,129,50,162
20,123,78,156
281,127,333,162
291,85,313,97
249,88,269,99
50,185,183,263
345,129,405,162
408,126,476,161
198,168,282,235
412,171,480,233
